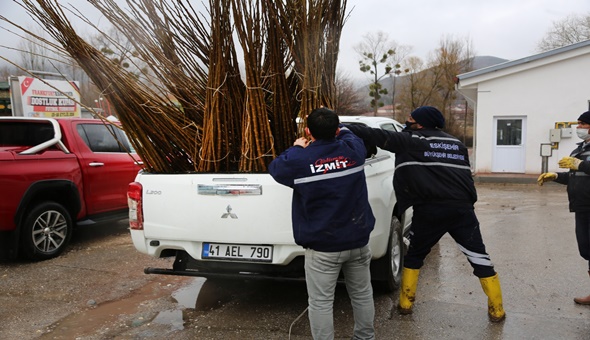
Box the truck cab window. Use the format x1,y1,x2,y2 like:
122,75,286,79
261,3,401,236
379,123,398,132
77,124,127,153
0,121,54,146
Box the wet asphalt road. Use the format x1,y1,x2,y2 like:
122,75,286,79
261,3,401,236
1,183,590,339
389,183,590,340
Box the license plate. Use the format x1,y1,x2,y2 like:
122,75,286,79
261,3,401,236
202,243,273,262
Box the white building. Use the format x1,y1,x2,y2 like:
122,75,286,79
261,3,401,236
456,40,590,175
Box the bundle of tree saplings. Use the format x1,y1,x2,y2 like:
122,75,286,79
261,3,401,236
17,0,347,173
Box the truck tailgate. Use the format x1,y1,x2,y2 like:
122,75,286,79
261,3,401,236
132,153,396,265
138,172,294,244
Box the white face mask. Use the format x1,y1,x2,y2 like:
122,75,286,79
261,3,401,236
576,127,590,140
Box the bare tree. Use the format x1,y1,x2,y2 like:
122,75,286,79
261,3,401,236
430,35,474,135
355,31,410,115
333,71,364,115
537,13,590,52
397,56,435,113
397,35,474,139
18,26,53,72
6,24,98,112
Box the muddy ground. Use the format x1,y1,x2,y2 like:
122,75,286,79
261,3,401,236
2,183,590,339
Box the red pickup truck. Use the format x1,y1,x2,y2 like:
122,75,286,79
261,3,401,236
0,117,142,261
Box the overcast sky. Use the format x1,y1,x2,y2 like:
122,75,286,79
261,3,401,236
1,0,589,81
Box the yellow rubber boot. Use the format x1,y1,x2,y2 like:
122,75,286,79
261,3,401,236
398,267,420,315
479,273,506,322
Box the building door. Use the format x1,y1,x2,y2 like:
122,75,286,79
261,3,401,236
492,117,526,173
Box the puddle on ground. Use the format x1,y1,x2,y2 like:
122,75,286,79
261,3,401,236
171,277,206,309
151,309,185,331
150,277,207,330
38,276,233,338
151,277,240,330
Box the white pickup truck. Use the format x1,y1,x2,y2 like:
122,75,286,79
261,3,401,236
128,116,411,292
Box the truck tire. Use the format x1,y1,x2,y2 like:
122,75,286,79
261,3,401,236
20,202,73,261
372,215,404,293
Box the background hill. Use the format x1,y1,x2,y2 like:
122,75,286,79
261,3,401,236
375,55,509,90
471,55,509,70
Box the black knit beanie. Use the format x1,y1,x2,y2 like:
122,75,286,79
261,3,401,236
578,110,590,124
411,106,445,129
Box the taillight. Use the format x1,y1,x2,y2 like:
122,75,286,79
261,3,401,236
128,182,143,230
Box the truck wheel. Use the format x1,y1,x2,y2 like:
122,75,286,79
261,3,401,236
373,216,404,293
20,202,73,261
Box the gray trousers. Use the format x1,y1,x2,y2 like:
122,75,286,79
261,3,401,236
304,245,375,340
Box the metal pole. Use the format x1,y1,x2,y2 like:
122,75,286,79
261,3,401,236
542,156,548,173
463,100,467,144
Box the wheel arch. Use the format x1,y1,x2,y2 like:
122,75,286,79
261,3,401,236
15,180,82,231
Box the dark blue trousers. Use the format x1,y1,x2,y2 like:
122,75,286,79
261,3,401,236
404,203,496,278
575,211,590,270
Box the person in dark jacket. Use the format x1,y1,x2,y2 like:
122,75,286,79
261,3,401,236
538,110,590,305
346,106,506,322
269,107,375,340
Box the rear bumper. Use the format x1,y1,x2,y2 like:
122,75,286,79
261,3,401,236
145,250,306,281
130,229,305,266
143,250,394,284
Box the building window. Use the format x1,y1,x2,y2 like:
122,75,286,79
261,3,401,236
496,119,522,146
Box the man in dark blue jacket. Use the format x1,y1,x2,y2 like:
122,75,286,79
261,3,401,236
346,106,505,322
269,107,375,340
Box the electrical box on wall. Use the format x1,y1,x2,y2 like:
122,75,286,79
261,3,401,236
561,128,573,138
550,129,561,142
540,143,553,156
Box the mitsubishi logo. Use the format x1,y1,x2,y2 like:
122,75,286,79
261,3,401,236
221,205,238,219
